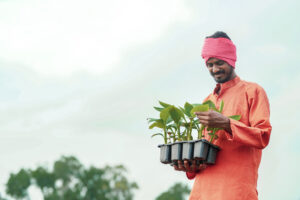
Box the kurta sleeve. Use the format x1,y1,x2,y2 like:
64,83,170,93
225,85,272,149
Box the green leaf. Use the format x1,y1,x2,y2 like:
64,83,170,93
203,100,217,110
184,102,194,117
159,101,171,108
166,116,173,124
190,104,209,117
229,115,241,121
154,107,164,112
179,107,188,117
167,123,177,130
193,119,199,124
169,106,184,124
180,122,190,128
192,103,202,107
149,120,164,129
207,127,222,131
151,133,164,138
147,118,160,123
219,100,224,113
160,107,171,123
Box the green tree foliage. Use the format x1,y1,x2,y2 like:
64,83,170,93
155,182,191,200
6,169,31,199
5,156,138,200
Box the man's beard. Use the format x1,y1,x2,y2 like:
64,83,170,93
211,67,234,83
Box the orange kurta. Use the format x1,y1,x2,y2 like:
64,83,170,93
187,76,272,200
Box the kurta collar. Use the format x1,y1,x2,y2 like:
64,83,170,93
213,76,241,96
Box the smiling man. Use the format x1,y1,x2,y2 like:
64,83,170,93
174,31,272,200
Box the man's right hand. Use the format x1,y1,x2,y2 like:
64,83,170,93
174,160,207,173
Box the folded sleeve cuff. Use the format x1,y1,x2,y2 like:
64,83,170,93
224,118,236,141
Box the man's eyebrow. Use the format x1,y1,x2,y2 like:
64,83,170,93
207,60,221,64
207,60,216,63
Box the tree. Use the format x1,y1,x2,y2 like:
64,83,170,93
6,169,31,199
5,156,138,200
155,182,191,200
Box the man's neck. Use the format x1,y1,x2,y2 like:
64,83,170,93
214,74,238,95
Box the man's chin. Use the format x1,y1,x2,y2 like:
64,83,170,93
214,77,226,83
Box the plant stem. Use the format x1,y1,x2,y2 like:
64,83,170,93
195,121,200,131
188,118,193,141
209,129,217,143
198,125,205,139
177,124,181,141
164,127,167,144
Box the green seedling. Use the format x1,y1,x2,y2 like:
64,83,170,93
148,101,172,144
148,101,185,144
195,100,241,143
148,100,239,144
179,102,199,141
168,105,185,141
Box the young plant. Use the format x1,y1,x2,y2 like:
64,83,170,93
194,100,241,143
168,106,185,141
206,100,224,143
179,102,197,141
148,101,172,144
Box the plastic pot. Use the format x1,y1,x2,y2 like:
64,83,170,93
193,139,209,161
171,141,183,162
158,144,172,164
182,141,195,160
206,143,220,165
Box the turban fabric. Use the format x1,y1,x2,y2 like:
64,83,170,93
201,38,237,68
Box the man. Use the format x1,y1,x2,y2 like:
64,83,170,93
174,31,272,200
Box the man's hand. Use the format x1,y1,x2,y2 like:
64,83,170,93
194,110,232,134
174,160,207,173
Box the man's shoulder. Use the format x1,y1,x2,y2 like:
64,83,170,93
239,79,267,96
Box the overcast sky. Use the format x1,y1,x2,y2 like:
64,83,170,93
0,0,300,199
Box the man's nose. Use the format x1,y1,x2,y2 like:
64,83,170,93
212,65,220,73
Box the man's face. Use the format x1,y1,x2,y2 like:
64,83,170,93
206,58,234,83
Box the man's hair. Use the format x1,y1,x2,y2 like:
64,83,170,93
206,31,231,40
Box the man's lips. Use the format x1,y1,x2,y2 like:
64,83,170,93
214,73,225,78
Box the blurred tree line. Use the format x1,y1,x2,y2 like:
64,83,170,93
1,156,190,200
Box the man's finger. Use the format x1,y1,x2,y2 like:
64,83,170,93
190,160,197,172
198,164,207,171
194,111,209,115
198,120,209,126
178,160,185,171
196,115,210,120
184,160,191,172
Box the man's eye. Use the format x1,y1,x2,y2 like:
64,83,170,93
207,63,213,67
216,61,224,65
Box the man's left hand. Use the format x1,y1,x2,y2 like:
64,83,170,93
194,110,231,133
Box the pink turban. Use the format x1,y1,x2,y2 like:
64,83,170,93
201,37,237,68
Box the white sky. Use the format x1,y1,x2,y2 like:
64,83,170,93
0,0,190,76
0,0,300,200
